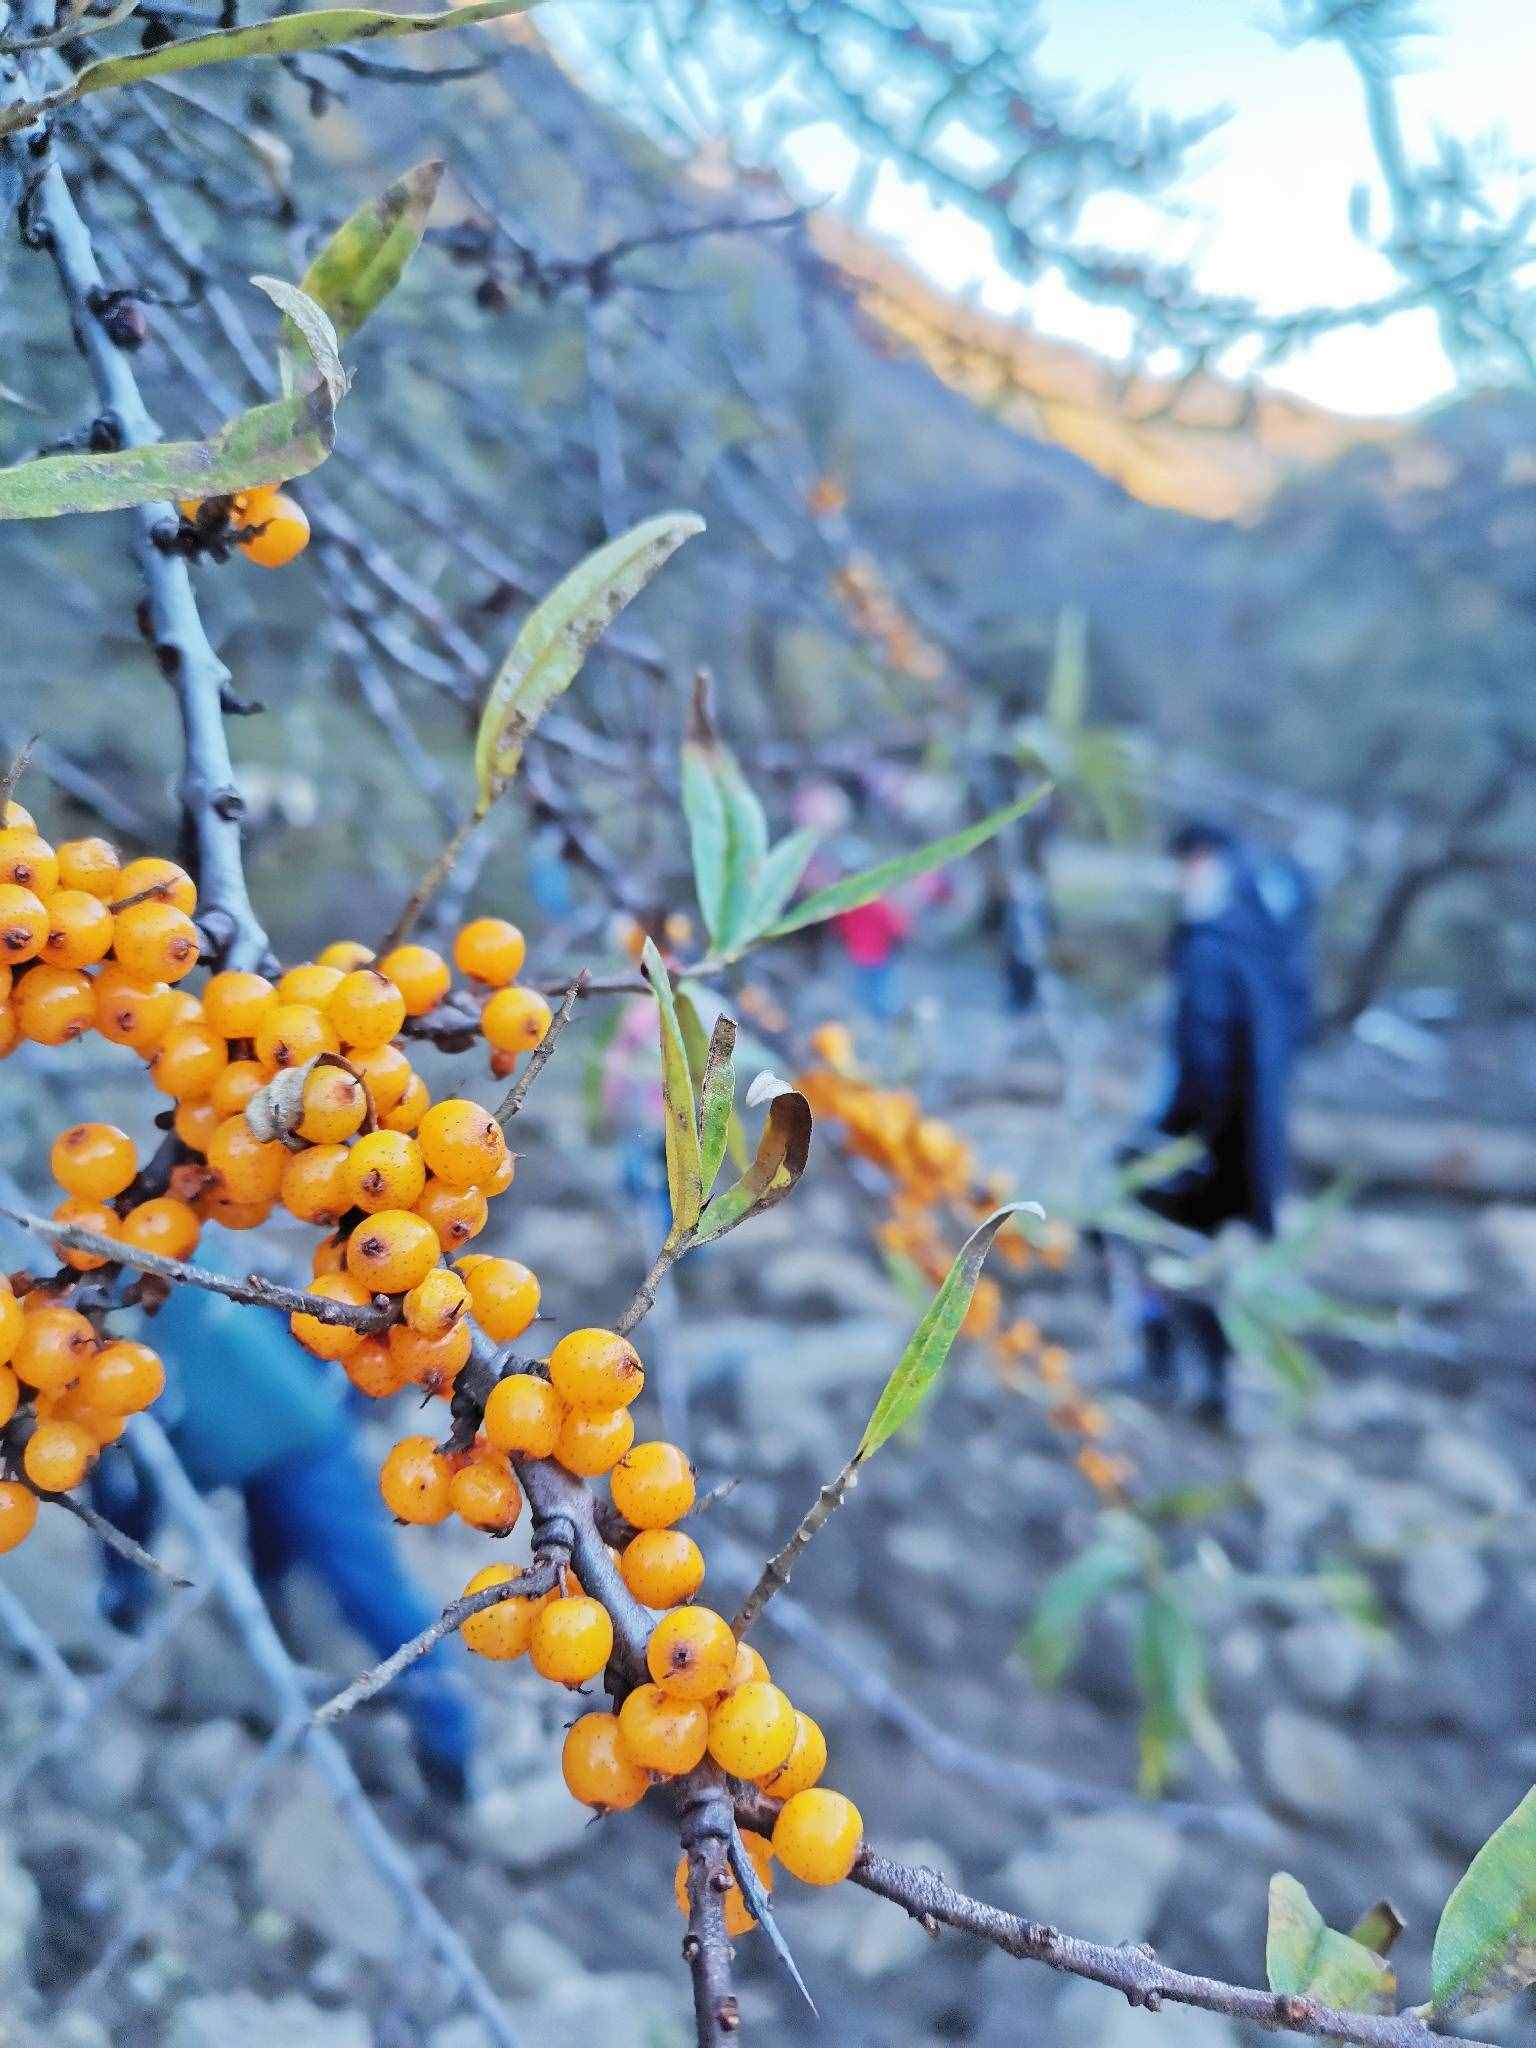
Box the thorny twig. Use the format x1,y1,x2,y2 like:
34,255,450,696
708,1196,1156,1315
677,1768,741,2043
615,1239,682,1338
731,1456,859,1639
494,969,587,1124
45,1485,193,1587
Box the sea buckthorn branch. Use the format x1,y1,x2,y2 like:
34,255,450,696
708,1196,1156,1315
13,117,270,972
730,1455,858,1640
43,1479,192,1585
677,1768,741,2044
494,968,586,1124
0,1203,394,1330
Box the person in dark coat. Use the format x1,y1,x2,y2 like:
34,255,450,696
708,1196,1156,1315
92,1242,475,1801
1130,821,1311,1418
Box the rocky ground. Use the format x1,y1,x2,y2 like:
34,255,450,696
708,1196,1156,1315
1,951,1534,2048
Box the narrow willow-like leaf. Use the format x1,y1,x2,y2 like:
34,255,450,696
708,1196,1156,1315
1267,1875,1397,2014
693,1080,812,1245
1432,1784,1536,2021
279,160,443,395
250,277,345,405
0,284,339,519
856,1202,1038,1461
1349,1902,1406,1959
474,511,704,814
1022,1538,1141,1688
759,787,1050,942
736,826,821,949
1134,1587,1236,1795
0,0,539,136
640,941,703,1240
679,982,748,1172
697,1016,737,1194
679,672,769,951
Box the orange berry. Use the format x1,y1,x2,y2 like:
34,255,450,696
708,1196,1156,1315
326,968,406,1051
0,884,48,962
756,1711,827,1799
379,1434,452,1524
725,1641,770,1691
342,1336,412,1400
296,1061,368,1143
113,899,200,983
611,1441,695,1530
529,1594,613,1686
620,1529,706,1610
149,1022,228,1099
279,1144,351,1226
56,837,120,899
161,989,203,1034
93,966,173,1052
449,1454,522,1534
414,1177,487,1253
78,1339,165,1416
616,1683,708,1775
707,1681,796,1778
118,1196,200,1263
563,1711,650,1812
673,1831,773,1936
377,944,450,1017
460,1562,545,1659
343,1129,426,1214
0,1287,22,1368
255,1002,336,1071
289,1272,371,1360
464,1257,540,1343
481,985,552,1055
0,800,33,828
350,1042,412,1115
402,1267,468,1340
346,1210,438,1294
201,970,277,1040
116,856,196,914
646,1606,736,1702
15,965,94,1045
554,1404,633,1478
0,1478,38,1552
316,939,374,972
0,1364,16,1429
453,917,526,988
206,1115,286,1205
772,1788,863,1885
209,1059,266,1120
379,1071,431,1134
23,1417,96,1492
51,1198,119,1272
42,889,114,970
312,1234,347,1278
173,1097,222,1152
238,488,309,569
548,1328,644,1412
386,1319,473,1395
199,1190,272,1232
0,827,57,896
417,1098,509,1190
51,1121,137,1200
0,1003,17,1060
277,962,344,1008
13,1305,96,1390
482,1373,561,1459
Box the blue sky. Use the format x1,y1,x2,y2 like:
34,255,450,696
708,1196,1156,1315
546,2,1533,419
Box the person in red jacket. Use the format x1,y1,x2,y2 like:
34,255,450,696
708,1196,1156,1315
834,894,913,1020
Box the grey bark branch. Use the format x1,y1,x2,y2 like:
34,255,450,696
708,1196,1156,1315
494,969,587,1124
731,1456,858,1639
678,1767,741,2044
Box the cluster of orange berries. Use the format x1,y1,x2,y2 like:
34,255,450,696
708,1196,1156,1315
406,1349,864,1908
799,1024,1131,1499
177,483,311,569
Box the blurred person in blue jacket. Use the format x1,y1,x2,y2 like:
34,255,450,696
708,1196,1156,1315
1126,822,1313,1420
92,1251,474,1801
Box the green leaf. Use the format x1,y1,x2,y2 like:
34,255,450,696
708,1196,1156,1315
1266,1874,1397,2013
758,786,1050,942
0,0,540,136
1432,1784,1536,2021
1022,1537,1141,1687
697,1017,737,1194
474,511,704,814
279,159,443,395
1046,605,1089,735
1134,1587,1236,1794
250,278,346,404
679,982,748,1171
856,1203,1039,1462
738,827,822,947
0,283,340,520
692,1075,812,1246
679,672,769,951
640,941,704,1241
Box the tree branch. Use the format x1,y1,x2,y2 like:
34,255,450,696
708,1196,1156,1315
678,1767,741,2044
494,968,586,1124
731,1456,859,1639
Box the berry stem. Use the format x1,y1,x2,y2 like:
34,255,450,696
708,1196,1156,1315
730,1457,859,1641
